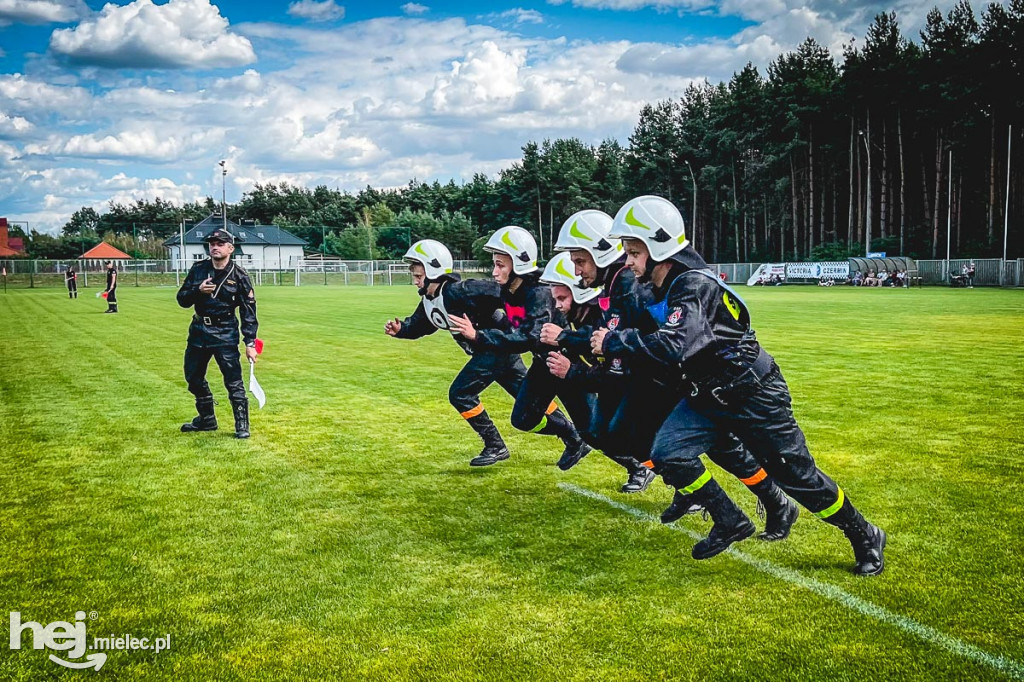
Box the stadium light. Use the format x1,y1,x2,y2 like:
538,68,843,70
859,131,871,258
684,159,697,240
219,161,227,231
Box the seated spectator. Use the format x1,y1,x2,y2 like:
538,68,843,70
852,271,864,286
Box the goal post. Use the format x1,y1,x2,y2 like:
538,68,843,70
388,263,412,286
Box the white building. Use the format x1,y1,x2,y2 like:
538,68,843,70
164,215,307,270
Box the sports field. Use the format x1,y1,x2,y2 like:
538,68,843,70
1,285,1022,680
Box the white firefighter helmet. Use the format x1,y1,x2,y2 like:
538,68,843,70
540,252,602,304
554,209,622,268
403,239,453,280
609,195,689,262
483,226,538,275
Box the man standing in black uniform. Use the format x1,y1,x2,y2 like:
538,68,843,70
386,239,528,466
103,261,118,313
177,229,258,439
596,195,885,575
65,265,78,299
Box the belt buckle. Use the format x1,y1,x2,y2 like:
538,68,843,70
202,316,212,325
711,386,729,406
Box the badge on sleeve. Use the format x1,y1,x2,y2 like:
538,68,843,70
607,315,620,331
667,308,683,326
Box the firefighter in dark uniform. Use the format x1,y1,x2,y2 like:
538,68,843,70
103,261,118,312
450,226,591,470
595,196,886,575
386,239,528,467
65,265,78,299
177,229,258,439
539,252,655,493
548,210,796,533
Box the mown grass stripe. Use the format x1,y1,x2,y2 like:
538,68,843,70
559,482,1024,681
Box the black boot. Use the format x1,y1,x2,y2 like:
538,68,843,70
618,458,655,493
660,489,703,523
556,435,591,471
181,396,217,432
827,499,886,576
467,413,510,467
749,479,799,542
540,410,590,471
231,399,250,439
690,479,756,560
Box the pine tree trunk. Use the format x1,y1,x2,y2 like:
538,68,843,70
899,110,906,256
790,155,799,260
989,118,996,246
712,187,720,263
848,114,855,246
920,151,933,240
856,139,863,249
732,161,740,262
809,124,816,256
881,116,889,240
932,130,944,259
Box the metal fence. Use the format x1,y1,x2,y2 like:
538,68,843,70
2,257,1021,289
915,259,1024,286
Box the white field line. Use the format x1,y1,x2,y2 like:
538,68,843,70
559,482,1024,680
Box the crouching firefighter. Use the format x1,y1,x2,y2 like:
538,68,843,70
539,251,656,493
386,239,528,467
599,195,886,575
176,228,258,439
450,226,591,470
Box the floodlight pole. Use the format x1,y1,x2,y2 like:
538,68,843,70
1004,124,1012,267
860,131,871,257
685,159,697,240
946,149,952,279
219,160,227,231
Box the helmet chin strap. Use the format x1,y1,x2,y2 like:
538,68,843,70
636,256,657,283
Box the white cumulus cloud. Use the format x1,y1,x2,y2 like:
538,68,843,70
49,0,255,69
287,0,345,22
401,3,428,15
0,0,84,25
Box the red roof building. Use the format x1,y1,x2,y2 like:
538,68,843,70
80,242,132,260
0,219,26,257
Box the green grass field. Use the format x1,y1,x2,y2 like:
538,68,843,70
1,284,1022,680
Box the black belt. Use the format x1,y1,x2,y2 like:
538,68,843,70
194,313,235,325
691,347,775,406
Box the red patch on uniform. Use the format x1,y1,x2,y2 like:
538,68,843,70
607,315,619,331
668,308,682,325
504,303,527,328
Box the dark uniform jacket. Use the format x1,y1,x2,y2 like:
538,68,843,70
474,272,565,357
105,267,117,291
177,259,258,348
601,251,761,385
395,274,505,355
559,300,610,392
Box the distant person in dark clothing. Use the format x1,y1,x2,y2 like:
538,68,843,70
103,261,118,313
65,265,78,299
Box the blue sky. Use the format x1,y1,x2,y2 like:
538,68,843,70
0,0,973,233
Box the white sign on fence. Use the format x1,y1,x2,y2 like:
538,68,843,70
785,262,850,280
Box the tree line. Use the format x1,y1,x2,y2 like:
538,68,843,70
23,0,1024,263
